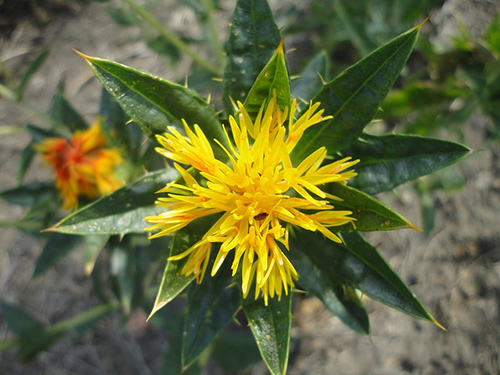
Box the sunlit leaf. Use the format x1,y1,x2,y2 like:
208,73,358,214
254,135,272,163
292,22,423,162
223,0,281,112
326,182,417,232
50,169,178,235
78,53,228,160
149,216,219,318
291,51,328,103
244,41,290,120
289,229,440,326
344,133,471,195
243,293,292,375
287,242,369,334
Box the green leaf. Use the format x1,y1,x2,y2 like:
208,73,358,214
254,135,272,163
289,229,441,326
149,216,219,318
244,41,291,120
291,51,328,103
99,88,143,162
148,235,195,319
32,233,82,279
19,124,61,183
340,231,442,327
212,330,261,371
344,133,472,195
78,53,228,160
287,243,369,334
183,262,240,366
243,293,292,375
0,300,58,360
110,236,135,315
223,0,281,111
326,182,417,232
0,181,58,207
18,144,36,184
50,78,89,132
107,7,139,26
84,234,109,275
0,300,116,360
153,309,202,375
50,169,178,235
291,22,423,162
16,49,50,99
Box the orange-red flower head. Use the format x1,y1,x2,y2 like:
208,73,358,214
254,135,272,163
36,122,123,210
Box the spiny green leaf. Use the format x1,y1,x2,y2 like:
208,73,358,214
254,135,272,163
0,300,58,361
50,78,89,132
292,22,423,162
99,88,143,162
326,182,418,232
148,216,219,318
287,243,369,334
84,234,109,275
78,52,228,160
223,0,281,112
213,330,261,371
183,263,240,366
50,169,178,235
109,236,135,315
32,233,82,279
291,51,328,103
289,229,441,327
344,133,472,195
0,181,58,207
243,293,292,375
148,236,194,319
244,41,290,119
16,49,50,99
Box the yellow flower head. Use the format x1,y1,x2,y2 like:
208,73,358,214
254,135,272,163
145,97,358,304
36,122,123,210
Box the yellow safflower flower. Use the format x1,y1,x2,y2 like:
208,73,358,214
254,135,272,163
36,122,123,210
145,97,358,304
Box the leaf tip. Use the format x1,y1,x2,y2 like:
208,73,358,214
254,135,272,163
40,226,57,233
431,316,447,331
276,39,285,55
407,222,424,232
73,49,92,63
146,302,165,322
416,16,431,30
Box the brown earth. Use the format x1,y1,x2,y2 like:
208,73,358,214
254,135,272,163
1,0,499,374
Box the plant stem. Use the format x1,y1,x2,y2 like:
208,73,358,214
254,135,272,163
120,0,222,76
0,83,56,127
332,0,373,55
48,301,119,336
203,0,225,65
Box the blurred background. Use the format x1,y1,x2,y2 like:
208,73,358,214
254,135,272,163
1,0,499,373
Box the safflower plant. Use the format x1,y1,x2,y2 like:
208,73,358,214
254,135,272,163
1,0,472,373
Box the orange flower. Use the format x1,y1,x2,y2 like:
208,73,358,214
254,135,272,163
36,122,123,210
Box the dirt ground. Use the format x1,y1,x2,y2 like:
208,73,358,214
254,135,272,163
1,0,500,374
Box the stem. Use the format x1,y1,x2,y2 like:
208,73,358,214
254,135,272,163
0,83,56,127
0,338,20,351
202,0,225,65
332,0,372,55
49,301,119,335
121,0,222,76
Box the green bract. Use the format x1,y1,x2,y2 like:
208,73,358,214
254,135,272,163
1,1,471,373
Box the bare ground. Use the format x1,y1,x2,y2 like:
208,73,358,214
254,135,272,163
1,1,500,374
